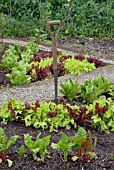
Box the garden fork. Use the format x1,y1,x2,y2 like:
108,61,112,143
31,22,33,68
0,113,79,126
47,20,61,102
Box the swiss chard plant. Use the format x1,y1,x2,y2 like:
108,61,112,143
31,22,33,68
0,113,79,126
0,127,19,161
73,128,97,163
17,145,27,159
51,133,73,161
51,127,97,163
59,78,80,101
71,127,88,162
24,132,50,162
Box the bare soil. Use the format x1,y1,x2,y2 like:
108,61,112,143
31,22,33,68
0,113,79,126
0,38,114,170
0,43,10,87
59,37,114,55
0,121,114,170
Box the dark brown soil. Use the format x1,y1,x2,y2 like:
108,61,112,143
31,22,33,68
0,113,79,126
0,43,11,87
59,37,114,55
0,38,114,170
0,121,114,170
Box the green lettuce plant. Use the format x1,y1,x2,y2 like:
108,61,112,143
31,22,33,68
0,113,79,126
110,84,114,99
64,58,95,75
1,44,21,70
39,58,53,68
59,78,80,101
1,41,38,85
1,51,19,71
24,101,74,132
6,67,31,85
81,75,112,103
48,103,75,132
0,97,113,133
24,41,39,55
90,97,114,133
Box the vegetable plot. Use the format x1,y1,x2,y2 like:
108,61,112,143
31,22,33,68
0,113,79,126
0,42,104,85
0,127,97,165
0,76,114,133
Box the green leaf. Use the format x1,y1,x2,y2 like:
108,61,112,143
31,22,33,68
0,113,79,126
59,78,80,101
81,75,111,103
91,114,101,124
51,143,58,150
24,133,50,162
74,127,87,149
0,127,7,145
51,133,73,161
6,135,19,149
71,155,79,161
24,134,35,150
64,58,95,75
17,145,27,158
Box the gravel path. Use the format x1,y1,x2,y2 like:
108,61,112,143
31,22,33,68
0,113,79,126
0,37,114,108
0,65,114,108
1,37,114,64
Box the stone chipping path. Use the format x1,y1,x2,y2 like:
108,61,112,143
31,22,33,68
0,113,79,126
0,37,114,107
0,65,114,107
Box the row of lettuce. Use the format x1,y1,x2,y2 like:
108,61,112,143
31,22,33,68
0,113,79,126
1,41,102,85
0,76,114,133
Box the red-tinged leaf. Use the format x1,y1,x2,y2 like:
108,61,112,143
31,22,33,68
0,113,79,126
87,57,104,68
74,55,84,61
35,101,40,108
25,103,31,110
83,119,92,125
59,55,72,63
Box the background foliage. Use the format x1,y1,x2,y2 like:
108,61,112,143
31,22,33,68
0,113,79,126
0,0,114,39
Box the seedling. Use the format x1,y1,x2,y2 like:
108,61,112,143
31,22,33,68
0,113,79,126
0,127,19,161
24,132,50,162
17,145,27,159
51,133,73,161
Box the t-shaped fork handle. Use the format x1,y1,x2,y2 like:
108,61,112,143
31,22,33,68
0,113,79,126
47,20,61,102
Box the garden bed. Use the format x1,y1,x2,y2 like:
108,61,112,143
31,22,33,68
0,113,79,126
0,121,114,170
0,75,114,169
0,39,114,170
0,40,111,88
